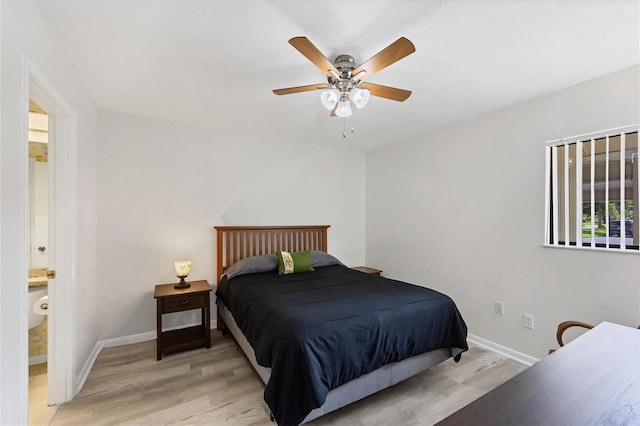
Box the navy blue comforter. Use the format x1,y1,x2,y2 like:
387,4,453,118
216,265,468,425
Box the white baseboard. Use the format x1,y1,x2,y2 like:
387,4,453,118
467,333,539,366
101,319,218,348
74,319,217,394
102,330,156,348
75,339,103,394
29,354,47,366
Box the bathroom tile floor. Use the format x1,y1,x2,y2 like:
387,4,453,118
29,363,58,426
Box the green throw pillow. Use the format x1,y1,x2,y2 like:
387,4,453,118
275,250,315,275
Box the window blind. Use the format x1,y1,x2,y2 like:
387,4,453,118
545,125,639,251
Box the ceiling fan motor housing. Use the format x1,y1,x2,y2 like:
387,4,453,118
329,54,358,90
334,55,356,74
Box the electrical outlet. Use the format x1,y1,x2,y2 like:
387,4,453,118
523,314,534,329
494,301,504,315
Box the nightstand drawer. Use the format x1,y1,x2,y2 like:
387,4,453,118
162,293,206,313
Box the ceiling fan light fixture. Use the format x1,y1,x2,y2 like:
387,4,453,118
320,89,339,110
351,87,370,109
335,95,352,118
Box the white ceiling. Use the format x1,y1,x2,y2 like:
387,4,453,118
36,0,639,152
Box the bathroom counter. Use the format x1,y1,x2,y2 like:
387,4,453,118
28,277,48,288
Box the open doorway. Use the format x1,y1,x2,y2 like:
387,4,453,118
21,59,78,423
27,99,57,424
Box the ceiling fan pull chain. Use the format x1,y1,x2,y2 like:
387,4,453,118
341,119,356,139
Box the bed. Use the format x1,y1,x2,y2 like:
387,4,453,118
214,225,468,425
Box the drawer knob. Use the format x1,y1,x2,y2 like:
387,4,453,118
179,300,191,306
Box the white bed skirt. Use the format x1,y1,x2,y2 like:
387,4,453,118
218,302,451,424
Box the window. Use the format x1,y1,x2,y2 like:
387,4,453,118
545,125,639,251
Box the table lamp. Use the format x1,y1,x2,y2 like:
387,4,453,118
174,260,192,289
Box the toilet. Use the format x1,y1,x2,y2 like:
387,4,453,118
28,287,48,329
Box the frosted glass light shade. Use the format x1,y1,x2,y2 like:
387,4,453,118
351,87,370,109
320,90,339,110
335,100,352,117
174,260,192,277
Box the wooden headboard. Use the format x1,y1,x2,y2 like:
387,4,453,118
214,225,330,282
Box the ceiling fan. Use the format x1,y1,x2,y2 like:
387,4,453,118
273,37,415,118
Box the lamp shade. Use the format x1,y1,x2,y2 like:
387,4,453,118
351,87,370,109
174,260,192,277
335,94,352,117
320,90,339,110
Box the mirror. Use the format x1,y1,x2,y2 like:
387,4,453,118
28,100,48,271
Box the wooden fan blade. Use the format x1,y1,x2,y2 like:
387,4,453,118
352,37,415,80
330,105,337,117
360,82,412,102
273,83,330,95
289,37,340,77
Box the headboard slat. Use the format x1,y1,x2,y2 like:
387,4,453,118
214,225,330,282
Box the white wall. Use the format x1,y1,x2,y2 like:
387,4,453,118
366,66,640,360
97,110,365,339
0,1,100,423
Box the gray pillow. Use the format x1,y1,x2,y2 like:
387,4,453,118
224,254,278,280
311,251,345,268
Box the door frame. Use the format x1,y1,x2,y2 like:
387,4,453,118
24,56,77,406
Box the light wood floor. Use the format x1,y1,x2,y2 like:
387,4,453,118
29,363,59,426
51,332,528,425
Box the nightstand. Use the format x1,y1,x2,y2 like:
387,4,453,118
154,280,212,360
352,266,383,276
